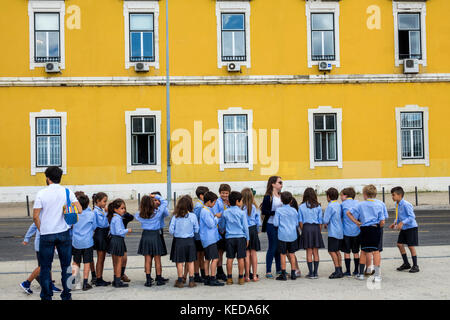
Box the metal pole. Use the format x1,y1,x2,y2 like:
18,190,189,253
382,187,385,203
138,193,141,207
415,186,418,206
173,192,177,209
26,196,30,217
448,186,450,205
165,0,172,206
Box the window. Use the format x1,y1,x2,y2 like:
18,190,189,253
306,1,340,68
125,108,161,173
313,114,337,161
129,13,155,62
398,13,421,60
393,1,427,66
216,1,251,69
218,107,253,171
30,109,67,175
131,116,156,165
221,13,246,62
396,105,429,167
308,106,342,169
311,13,335,61
28,1,65,69
124,1,160,69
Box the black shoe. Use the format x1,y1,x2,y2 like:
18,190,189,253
409,265,420,273
276,273,287,281
161,277,169,282
95,279,111,286
291,271,297,280
217,273,227,281
203,277,210,286
144,280,152,287
194,275,204,283
113,280,128,288
91,277,97,286
82,283,93,291
209,279,225,286
306,272,314,279
329,272,342,279
397,263,411,271
156,278,166,286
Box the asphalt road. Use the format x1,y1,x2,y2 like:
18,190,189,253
1,209,449,262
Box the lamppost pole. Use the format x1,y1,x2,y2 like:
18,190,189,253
165,0,172,206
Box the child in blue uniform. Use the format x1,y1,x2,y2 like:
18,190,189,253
390,186,420,273
241,188,261,282
273,191,301,281
136,194,167,287
323,188,344,279
220,191,249,285
199,191,225,286
71,193,97,291
91,192,110,286
193,186,209,283
347,185,386,282
170,195,200,288
340,187,360,277
213,183,231,281
107,199,132,288
299,188,324,279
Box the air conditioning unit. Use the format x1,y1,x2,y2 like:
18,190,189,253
318,61,332,71
134,62,149,72
45,62,60,73
227,62,241,72
403,59,419,74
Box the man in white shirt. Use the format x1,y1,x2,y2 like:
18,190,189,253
33,166,82,300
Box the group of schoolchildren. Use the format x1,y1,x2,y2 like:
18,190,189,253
19,182,420,294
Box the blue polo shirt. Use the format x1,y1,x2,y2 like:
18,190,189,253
323,201,344,240
169,213,199,238
199,206,221,248
396,199,418,230
341,198,360,237
298,202,323,224
220,206,249,240
273,204,301,242
72,208,97,249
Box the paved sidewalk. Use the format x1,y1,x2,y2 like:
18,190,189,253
2,245,450,300
1,192,449,218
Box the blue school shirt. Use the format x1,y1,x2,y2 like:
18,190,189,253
136,195,168,231
155,195,169,229
110,213,129,237
349,199,386,227
395,199,418,230
199,206,221,248
193,200,204,240
244,205,261,229
72,208,97,249
273,204,301,242
212,197,229,233
169,212,199,238
323,201,344,240
341,198,360,237
24,223,40,252
220,206,250,240
93,206,109,229
298,202,323,224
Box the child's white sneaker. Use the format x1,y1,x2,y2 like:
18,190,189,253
356,274,365,281
373,275,382,283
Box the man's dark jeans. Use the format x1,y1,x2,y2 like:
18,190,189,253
39,229,72,300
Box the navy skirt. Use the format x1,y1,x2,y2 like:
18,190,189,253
170,237,197,263
247,225,261,251
138,230,165,256
160,229,168,256
300,223,325,249
93,227,110,251
109,235,127,257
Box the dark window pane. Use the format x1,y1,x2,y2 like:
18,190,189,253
144,117,155,133
325,114,335,130
314,115,324,130
399,30,410,58
315,132,322,160
132,117,143,133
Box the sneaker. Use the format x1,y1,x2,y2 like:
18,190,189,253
174,280,184,288
356,274,365,281
194,275,204,283
74,281,82,291
52,283,62,293
226,278,233,285
95,279,111,287
121,274,131,282
409,265,420,273
82,283,93,291
343,271,352,278
397,263,412,271
188,281,197,288
295,270,302,277
373,275,382,283
305,273,314,279
265,273,274,279
209,279,225,287
20,281,33,295
276,273,287,281
313,273,319,279
112,280,128,288
365,266,375,276
352,271,359,277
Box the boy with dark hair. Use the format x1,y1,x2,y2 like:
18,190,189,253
323,188,344,279
273,191,301,281
389,187,419,273
72,193,97,291
220,191,249,285
193,186,210,282
213,184,231,281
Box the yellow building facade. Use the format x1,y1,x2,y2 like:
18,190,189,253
0,0,449,202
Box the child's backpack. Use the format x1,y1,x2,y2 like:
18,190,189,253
63,188,79,225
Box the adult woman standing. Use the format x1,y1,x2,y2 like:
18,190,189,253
261,176,283,278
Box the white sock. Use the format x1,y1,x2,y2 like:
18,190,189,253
374,266,381,277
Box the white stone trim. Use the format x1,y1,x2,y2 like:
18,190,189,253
29,109,67,175
2,73,450,87
308,106,343,169
393,1,427,67
123,1,160,70
395,104,430,167
216,1,251,69
3,176,450,203
125,108,162,173
218,107,253,171
28,0,66,70
305,0,340,68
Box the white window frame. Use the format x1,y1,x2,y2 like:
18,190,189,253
308,106,343,169
29,109,67,175
124,1,160,70
218,107,253,171
306,0,340,68
393,1,427,67
216,1,251,69
28,0,66,70
125,108,161,173
395,105,429,167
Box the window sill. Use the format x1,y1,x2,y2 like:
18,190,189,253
398,159,429,167
220,162,253,171
127,164,161,173
310,161,342,169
